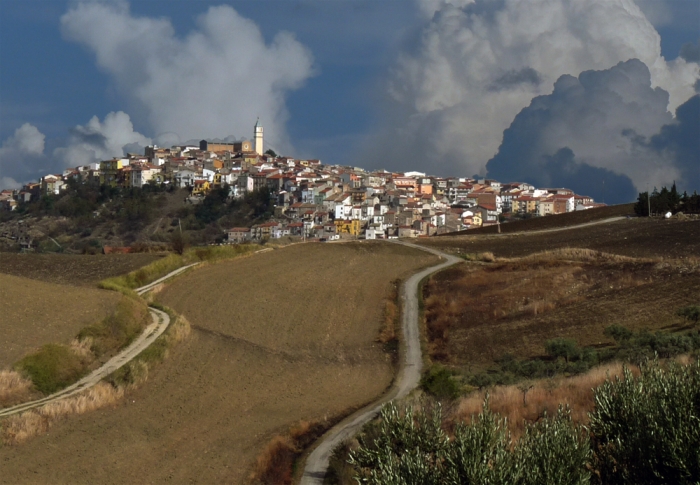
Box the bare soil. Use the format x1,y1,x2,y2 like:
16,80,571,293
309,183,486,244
0,253,162,287
419,218,700,259
0,242,438,484
0,274,121,369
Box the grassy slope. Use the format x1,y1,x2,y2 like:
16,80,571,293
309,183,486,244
0,242,439,484
0,274,121,368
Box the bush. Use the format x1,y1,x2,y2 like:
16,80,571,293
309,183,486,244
589,359,700,485
421,365,462,400
545,338,581,363
16,344,87,394
678,305,700,325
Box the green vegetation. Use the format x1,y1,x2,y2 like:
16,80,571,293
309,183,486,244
15,344,87,394
590,359,700,485
78,295,150,357
420,365,461,400
634,183,700,216
347,401,589,485
339,359,699,485
677,305,700,325
462,324,700,390
100,243,257,290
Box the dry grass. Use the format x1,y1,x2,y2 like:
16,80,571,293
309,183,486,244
0,371,34,408
377,280,400,344
422,251,689,366
452,362,638,439
2,382,124,445
517,247,646,264
250,419,330,485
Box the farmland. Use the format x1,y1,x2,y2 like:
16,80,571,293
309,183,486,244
0,253,161,287
418,217,700,259
424,252,700,371
0,273,121,369
0,242,439,484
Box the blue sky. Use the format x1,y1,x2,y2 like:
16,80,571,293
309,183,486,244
1,0,698,201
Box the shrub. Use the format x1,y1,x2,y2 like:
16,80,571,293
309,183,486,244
589,359,700,485
677,305,700,325
349,401,590,485
545,338,581,363
421,365,462,400
16,344,87,395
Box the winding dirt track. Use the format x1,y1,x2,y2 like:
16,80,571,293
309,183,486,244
0,265,199,418
300,241,461,484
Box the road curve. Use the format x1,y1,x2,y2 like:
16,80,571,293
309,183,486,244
0,264,199,418
300,241,461,484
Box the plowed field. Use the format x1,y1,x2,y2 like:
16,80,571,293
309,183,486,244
0,274,121,368
0,242,439,483
418,218,700,259
0,253,161,287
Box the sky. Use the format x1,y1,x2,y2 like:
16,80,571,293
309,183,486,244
0,0,698,203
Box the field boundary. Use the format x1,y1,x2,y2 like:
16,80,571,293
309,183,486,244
299,241,461,484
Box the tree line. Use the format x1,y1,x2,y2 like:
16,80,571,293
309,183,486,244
634,183,700,216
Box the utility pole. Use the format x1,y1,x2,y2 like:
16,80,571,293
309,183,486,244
647,183,651,217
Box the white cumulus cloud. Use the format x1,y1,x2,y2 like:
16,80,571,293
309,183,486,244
0,123,47,189
369,0,700,180
60,1,315,153
54,111,151,167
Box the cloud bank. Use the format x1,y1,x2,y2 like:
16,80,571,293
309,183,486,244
486,60,675,203
0,124,46,189
60,1,315,153
369,0,699,193
54,111,151,167
0,112,150,189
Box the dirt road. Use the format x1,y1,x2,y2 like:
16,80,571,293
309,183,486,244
0,266,193,418
300,241,461,484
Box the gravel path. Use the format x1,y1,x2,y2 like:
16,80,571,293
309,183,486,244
300,241,461,484
0,265,200,418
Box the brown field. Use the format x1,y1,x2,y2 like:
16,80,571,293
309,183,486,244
419,217,700,259
0,253,162,287
424,252,700,369
0,273,121,369
0,242,439,484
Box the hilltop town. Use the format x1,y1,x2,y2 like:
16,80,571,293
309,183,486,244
0,120,603,246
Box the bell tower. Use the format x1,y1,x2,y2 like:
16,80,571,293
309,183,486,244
254,118,263,155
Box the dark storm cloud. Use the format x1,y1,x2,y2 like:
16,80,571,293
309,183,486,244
486,59,679,201
646,95,700,192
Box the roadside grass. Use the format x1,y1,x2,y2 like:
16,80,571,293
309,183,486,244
78,295,151,359
14,344,89,395
0,371,35,408
105,306,191,389
377,279,400,358
2,382,124,445
100,243,258,290
250,419,331,485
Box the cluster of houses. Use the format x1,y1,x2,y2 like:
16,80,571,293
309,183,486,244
0,120,603,240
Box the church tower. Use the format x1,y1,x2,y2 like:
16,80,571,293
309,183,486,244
254,118,263,155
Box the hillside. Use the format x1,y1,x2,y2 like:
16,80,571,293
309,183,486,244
418,217,700,259
0,242,439,484
0,274,121,369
